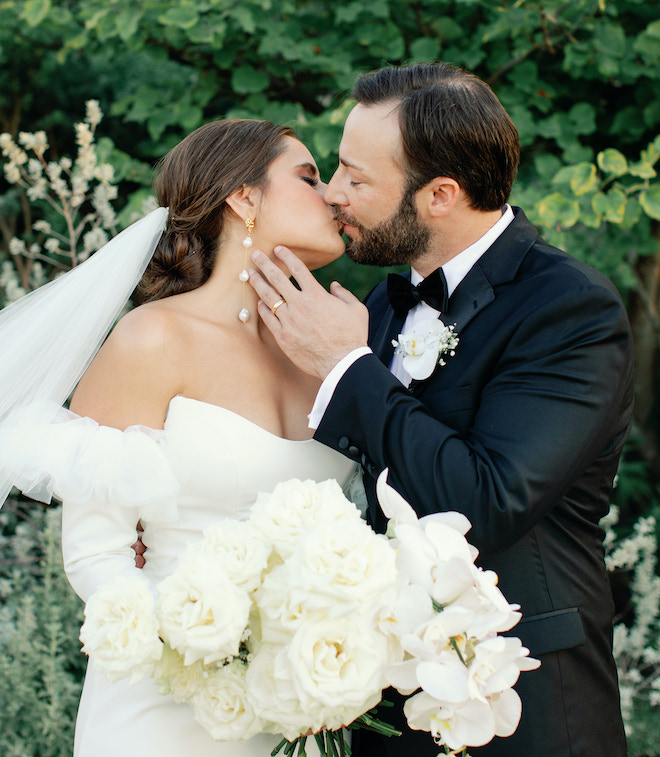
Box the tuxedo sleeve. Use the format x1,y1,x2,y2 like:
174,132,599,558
314,281,633,557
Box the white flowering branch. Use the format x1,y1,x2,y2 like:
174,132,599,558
602,506,660,731
0,100,118,304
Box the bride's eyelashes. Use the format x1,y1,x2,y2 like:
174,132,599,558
302,176,319,187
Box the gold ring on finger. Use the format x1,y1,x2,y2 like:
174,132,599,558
271,298,286,315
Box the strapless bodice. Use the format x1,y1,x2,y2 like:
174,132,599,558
141,395,356,582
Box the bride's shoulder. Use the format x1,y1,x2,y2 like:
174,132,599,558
110,299,184,352
70,302,188,429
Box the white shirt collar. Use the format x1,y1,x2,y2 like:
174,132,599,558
411,204,515,296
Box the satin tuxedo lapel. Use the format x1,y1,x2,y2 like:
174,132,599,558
365,277,407,366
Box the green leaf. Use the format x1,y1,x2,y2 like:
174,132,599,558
621,196,642,230
229,6,255,34
508,105,536,147
592,189,626,224
628,161,657,179
231,65,269,95
553,163,598,196
116,7,142,43
187,20,225,44
313,127,341,159
409,37,439,62
23,0,50,26
597,149,627,177
336,3,363,24
536,192,581,229
640,186,660,220
534,154,563,181
569,102,596,136
158,7,199,30
645,19,660,39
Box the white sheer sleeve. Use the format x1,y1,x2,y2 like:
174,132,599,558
0,403,179,602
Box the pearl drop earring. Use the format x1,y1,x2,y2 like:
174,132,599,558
238,218,254,323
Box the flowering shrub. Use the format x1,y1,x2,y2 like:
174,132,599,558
602,505,660,736
0,101,118,307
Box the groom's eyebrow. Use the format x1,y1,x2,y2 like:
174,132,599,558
338,155,366,173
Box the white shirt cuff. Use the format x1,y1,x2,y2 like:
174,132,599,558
308,347,373,430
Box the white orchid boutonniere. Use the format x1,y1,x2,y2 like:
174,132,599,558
392,318,459,381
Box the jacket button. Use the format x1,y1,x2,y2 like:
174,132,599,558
348,445,360,458
338,436,349,450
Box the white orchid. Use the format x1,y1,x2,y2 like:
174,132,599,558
375,469,540,752
392,318,459,380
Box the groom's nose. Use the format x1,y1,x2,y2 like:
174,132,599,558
324,170,347,207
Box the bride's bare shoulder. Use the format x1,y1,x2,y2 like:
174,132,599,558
70,300,188,429
109,299,184,353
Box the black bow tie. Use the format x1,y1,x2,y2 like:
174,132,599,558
386,268,449,318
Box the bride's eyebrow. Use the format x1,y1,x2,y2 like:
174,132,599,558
297,162,319,176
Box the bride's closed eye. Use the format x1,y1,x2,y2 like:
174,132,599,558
302,176,319,187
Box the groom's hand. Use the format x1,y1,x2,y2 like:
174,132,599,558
249,246,368,379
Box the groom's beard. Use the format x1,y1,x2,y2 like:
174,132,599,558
336,189,431,267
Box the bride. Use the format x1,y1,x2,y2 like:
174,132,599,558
0,119,361,755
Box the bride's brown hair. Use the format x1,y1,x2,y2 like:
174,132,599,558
139,119,294,302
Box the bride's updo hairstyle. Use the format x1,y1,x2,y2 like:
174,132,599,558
139,119,294,302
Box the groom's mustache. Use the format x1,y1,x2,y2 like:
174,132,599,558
333,210,362,231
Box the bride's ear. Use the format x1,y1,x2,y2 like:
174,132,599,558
225,184,260,223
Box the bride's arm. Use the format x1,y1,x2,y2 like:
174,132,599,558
62,492,146,602
62,304,184,602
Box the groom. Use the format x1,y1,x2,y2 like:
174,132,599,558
249,62,632,756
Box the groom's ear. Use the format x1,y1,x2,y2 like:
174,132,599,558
418,177,461,218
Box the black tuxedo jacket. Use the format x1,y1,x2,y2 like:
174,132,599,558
315,209,632,756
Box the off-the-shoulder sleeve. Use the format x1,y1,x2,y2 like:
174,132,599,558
0,402,181,603
0,402,179,522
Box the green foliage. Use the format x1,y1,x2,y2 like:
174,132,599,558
0,500,84,756
534,134,660,239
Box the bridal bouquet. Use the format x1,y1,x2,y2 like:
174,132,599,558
80,473,539,756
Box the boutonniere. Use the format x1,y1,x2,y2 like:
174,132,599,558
392,318,459,380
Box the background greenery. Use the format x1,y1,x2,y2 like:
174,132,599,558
1,0,660,753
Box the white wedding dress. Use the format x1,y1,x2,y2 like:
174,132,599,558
10,395,356,756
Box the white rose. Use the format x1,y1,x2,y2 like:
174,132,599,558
245,643,316,741
249,479,362,560
192,660,264,741
153,644,206,703
286,617,388,722
156,554,251,666
256,563,328,644
285,519,398,611
80,575,163,684
195,519,271,593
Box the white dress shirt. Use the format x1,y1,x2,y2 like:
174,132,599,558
308,205,515,429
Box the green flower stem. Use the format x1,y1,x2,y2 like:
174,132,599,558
449,636,466,666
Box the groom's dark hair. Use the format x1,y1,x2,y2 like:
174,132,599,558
352,63,520,212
